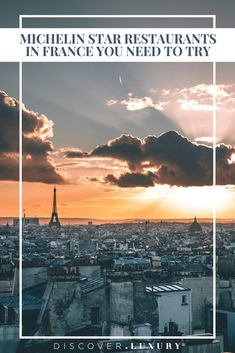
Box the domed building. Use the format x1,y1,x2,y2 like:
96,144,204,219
189,216,202,233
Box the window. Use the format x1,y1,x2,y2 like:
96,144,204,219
90,306,100,325
182,294,188,305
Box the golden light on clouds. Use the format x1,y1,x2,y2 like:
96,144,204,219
107,83,235,143
107,92,167,111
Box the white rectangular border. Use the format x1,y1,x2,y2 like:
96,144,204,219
19,14,217,340
19,14,217,29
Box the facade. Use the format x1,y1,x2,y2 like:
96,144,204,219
182,276,213,330
205,278,235,351
38,277,107,336
146,283,192,335
207,305,235,352
0,326,19,353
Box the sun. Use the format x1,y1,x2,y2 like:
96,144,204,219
169,186,231,212
138,185,231,217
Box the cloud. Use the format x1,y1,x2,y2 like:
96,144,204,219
63,131,235,187
194,136,216,144
177,99,214,112
106,84,235,113
107,92,167,111
61,148,88,158
106,99,118,106
90,134,143,171
105,172,157,187
0,91,67,184
174,84,235,112
106,84,235,144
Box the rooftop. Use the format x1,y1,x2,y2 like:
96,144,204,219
146,282,190,294
114,257,150,265
80,277,106,294
0,294,42,310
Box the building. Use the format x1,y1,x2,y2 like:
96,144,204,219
189,217,202,234
207,305,235,352
0,294,42,336
182,276,213,330
205,278,235,351
113,257,151,272
146,283,192,335
48,259,80,279
49,186,60,227
0,326,19,353
13,217,39,227
37,276,107,336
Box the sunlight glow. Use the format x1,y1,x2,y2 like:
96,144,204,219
138,185,231,214
229,153,235,164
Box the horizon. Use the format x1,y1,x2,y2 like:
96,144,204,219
1,215,235,225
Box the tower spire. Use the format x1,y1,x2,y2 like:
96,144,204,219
49,186,61,227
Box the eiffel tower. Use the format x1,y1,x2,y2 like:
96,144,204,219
49,186,61,227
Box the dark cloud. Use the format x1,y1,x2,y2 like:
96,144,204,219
62,149,88,158
91,134,143,171
0,91,67,184
64,130,235,187
105,172,157,188
88,177,99,182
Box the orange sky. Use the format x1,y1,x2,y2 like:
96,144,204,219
0,181,234,220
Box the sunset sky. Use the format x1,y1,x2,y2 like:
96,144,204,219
0,61,235,220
